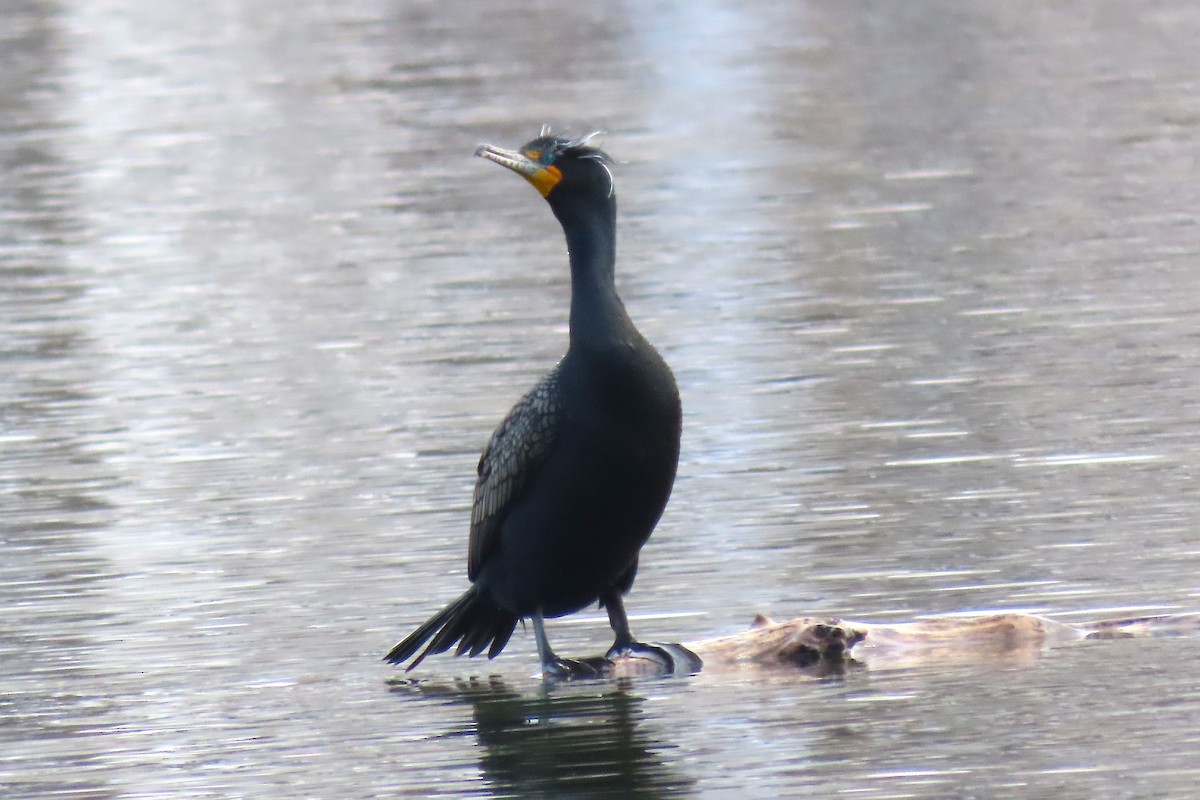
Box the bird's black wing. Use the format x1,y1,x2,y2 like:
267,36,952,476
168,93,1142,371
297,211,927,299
468,367,561,581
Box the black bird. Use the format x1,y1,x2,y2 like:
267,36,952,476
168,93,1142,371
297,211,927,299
385,132,695,677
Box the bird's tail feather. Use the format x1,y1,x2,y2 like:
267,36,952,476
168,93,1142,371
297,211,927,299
384,588,518,670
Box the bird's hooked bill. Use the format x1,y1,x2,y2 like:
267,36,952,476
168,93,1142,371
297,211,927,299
476,143,562,197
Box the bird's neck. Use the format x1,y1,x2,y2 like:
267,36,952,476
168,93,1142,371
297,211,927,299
554,198,635,351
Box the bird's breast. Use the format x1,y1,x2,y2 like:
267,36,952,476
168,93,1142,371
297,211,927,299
562,345,680,479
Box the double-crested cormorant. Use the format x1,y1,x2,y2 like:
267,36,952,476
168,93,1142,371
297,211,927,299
385,132,695,677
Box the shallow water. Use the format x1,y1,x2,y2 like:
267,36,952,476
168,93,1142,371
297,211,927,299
3,1,1200,797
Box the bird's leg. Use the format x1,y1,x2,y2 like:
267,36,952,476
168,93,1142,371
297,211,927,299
533,610,608,680
603,591,635,650
532,609,557,666
602,591,704,676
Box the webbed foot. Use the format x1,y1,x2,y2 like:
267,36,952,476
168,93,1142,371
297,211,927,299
606,641,703,676
541,655,614,680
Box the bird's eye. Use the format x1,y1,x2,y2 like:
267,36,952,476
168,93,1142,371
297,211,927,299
539,151,555,166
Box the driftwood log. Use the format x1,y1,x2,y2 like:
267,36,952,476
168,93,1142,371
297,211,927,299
607,612,1200,678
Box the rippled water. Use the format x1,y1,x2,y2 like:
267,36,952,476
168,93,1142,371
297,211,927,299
4,1,1200,797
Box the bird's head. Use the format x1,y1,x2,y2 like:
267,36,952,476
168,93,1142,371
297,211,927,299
475,131,614,204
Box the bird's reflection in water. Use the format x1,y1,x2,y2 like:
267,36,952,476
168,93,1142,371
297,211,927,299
393,676,693,799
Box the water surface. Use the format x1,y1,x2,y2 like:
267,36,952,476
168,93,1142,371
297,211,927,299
3,1,1199,797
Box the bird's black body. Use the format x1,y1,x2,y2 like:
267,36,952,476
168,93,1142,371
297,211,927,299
386,133,686,676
